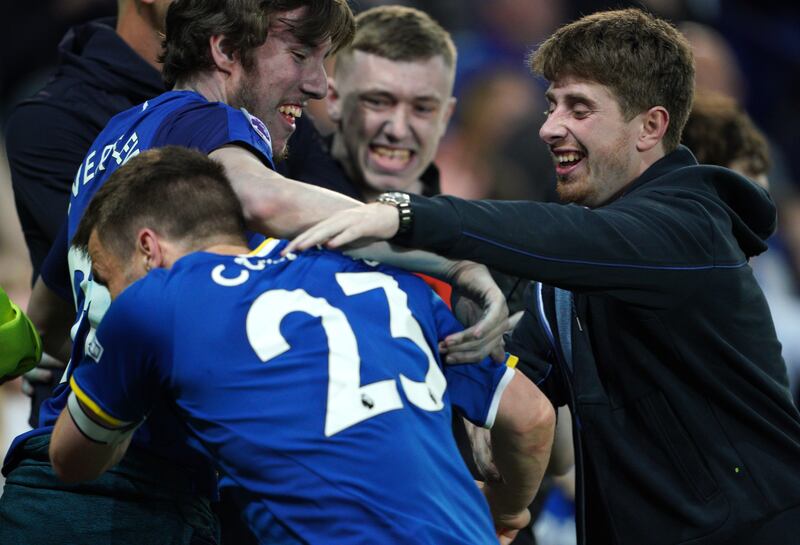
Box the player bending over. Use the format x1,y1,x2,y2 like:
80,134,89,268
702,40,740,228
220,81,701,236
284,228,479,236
49,147,555,544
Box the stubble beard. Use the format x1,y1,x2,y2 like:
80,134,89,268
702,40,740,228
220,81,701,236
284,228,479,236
231,69,289,163
556,135,632,208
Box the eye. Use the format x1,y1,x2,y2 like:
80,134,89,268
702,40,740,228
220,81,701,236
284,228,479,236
291,50,307,62
414,103,436,115
571,103,593,119
362,95,391,109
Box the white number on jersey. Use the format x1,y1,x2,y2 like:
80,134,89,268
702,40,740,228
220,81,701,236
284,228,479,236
245,271,447,436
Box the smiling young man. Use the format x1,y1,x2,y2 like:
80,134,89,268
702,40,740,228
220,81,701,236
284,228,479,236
326,5,456,201
287,8,800,545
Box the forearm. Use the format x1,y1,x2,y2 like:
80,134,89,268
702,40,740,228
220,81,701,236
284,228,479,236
402,194,699,299
486,372,555,518
487,414,554,515
27,278,73,360
212,146,361,238
344,242,462,280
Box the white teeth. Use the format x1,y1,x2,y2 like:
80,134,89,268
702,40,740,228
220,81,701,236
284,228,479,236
278,105,302,118
373,146,411,161
557,152,582,164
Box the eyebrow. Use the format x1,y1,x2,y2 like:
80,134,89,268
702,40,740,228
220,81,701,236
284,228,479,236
360,89,443,103
546,91,598,109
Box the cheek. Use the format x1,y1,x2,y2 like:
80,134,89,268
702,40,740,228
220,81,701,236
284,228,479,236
414,120,443,155
348,109,381,142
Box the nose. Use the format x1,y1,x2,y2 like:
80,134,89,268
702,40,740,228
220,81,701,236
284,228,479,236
383,106,411,142
301,61,328,100
539,109,567,145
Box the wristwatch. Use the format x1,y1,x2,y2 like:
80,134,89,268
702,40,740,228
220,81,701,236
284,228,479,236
376,191,413,236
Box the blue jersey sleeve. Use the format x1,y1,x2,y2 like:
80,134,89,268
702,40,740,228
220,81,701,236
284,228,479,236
68,275,171,443
431,291,515,428
151,102,274,169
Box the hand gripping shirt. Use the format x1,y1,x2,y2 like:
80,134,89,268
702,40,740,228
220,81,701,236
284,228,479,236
70,240,514,544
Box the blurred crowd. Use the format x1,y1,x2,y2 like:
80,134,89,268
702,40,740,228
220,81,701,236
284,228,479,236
1,0,799,539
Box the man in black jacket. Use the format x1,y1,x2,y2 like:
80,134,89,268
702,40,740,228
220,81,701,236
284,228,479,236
287,8,800,544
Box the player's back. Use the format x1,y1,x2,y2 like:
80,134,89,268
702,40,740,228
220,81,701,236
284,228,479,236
151,240,502,544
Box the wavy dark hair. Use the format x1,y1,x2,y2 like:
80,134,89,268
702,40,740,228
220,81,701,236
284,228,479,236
161,0,355,88
530,8,694,152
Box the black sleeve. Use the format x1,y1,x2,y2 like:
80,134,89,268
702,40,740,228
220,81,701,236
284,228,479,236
504,284,568,408
6,102,96,279
399,192,715,308
39,221,73,303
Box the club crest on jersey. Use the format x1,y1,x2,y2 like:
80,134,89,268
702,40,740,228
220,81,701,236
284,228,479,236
86,336,104,362
241,108,273,154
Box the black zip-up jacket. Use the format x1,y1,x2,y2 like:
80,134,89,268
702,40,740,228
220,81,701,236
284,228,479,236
6,18,164,280
397,146,800,544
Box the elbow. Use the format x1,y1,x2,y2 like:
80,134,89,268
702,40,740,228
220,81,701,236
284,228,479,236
498,376,556,456
518,389,557,453
239,185,278,231
49,443,102,484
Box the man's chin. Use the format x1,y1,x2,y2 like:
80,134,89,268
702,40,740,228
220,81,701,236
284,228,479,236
556,178,590,205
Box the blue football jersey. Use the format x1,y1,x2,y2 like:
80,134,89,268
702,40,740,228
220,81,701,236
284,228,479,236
70,240,514,544
4,91,274,481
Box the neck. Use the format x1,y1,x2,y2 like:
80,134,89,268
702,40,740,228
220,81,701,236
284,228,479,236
173,72,228,103
116,1,163,71
203,243,251,256
330,131,359,186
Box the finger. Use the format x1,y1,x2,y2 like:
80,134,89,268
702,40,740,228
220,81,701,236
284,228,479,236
284,226,331,255
21,379,33,397
443,317,508,355
490,344,506,363
445,350,492,364
444,338,504,364
324,228,366,250
24,367,53,384
498,530,518,545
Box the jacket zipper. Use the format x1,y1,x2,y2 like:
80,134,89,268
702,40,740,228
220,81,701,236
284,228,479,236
535,283,587,545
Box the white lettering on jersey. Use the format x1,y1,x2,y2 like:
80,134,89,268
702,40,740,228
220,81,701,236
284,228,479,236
73,132,141,199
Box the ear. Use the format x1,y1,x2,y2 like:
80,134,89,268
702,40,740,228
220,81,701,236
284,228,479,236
136,228,166,272
636,106,669,153
209,35,237,76
326,76,342,122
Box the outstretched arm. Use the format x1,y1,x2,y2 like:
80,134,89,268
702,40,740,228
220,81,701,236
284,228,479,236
207,148,509,361
210,145,362,238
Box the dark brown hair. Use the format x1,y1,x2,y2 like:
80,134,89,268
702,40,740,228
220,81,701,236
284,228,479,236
72,147,247,260
530,8,695,152
161,0,355,88
337,5,456,73
682,91,770,177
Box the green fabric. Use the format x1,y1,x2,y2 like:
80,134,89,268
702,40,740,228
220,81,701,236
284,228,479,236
0,287,42,379
0,435,219,545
